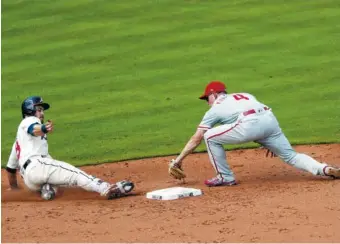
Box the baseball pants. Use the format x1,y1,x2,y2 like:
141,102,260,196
204,109,327,181
21,156,109,194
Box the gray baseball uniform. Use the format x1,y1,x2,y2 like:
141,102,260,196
198,93,328,182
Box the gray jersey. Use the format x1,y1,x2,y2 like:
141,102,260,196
198,93,267,130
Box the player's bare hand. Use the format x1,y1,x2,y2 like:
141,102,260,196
170,159,182,168
45,120,54,133
260,146,277,158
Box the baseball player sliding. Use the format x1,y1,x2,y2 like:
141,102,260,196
6,96,134,200
169,81,340,186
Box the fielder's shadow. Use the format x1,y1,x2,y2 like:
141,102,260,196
167,179,201,186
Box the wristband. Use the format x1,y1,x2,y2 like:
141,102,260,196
41,124,48,133
6,167,17,174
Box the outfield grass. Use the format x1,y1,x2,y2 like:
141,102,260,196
2,0,340,166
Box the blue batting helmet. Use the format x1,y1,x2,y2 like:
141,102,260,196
21,96,50,118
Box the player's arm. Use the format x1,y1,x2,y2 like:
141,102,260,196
174,110,216,165
27,120,53,136
7,171,18,190
174,129,206,165
6,142,19,190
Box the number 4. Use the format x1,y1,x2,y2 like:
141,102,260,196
233,94,249,101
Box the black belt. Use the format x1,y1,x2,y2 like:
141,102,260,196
23,155,47,170
23,159,31,170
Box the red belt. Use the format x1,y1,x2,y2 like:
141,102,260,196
243,107,270,116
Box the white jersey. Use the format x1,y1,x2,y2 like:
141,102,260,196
7,116,49,169
198,93,268,130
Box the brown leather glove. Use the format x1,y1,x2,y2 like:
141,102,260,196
168,159,186,180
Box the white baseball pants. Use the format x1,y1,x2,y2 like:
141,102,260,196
21,156,109,194
204,108,327,181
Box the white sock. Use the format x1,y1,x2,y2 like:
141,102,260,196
290,153,327,176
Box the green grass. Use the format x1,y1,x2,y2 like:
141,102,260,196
2,0,340,166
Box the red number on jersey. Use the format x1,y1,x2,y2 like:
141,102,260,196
15,141,21,159
233,94,249,101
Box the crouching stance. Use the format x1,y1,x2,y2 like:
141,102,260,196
6,96,134,200
169,81,340,186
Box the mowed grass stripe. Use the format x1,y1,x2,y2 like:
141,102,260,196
4,2,338,72
2,0,340,165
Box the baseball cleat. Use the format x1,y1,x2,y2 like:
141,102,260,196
40,183,57,200
103,180,134,200
204,177,237,187
323,166,340,179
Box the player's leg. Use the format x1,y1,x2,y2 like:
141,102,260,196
203,122,246,186
23,174,41,191
22,165,59,200
202,110,304,186
25,157,134,199
25,158,108,193
202,110,277,187
256,126,339,178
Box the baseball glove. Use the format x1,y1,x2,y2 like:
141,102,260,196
168,159,186,180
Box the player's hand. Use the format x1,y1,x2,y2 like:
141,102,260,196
265,149,277,158
260,146,277,158
170,158,182,168
45,120,54,133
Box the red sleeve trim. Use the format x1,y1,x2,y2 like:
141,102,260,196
198,125,210,129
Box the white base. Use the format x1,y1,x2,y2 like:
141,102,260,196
146,187,203,200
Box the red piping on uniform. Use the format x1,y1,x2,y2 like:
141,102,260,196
206,123,240,175
207,123,240,140
206,141,222,175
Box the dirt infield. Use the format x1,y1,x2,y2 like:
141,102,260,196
2,144,340,243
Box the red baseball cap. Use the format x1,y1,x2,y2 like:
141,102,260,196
199,81,226,100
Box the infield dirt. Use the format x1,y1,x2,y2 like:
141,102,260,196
2,144,340,242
